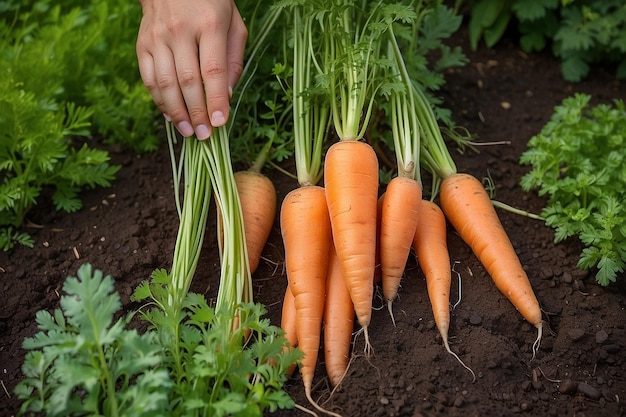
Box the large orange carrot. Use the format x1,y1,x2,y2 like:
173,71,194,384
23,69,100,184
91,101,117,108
280,185,336,414
234,170,277,273
413,199,475,380
439,173,543,355
323,240,355,387
324,140,378,355
380,176,422,323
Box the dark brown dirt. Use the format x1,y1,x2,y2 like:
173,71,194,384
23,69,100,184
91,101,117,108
1,25,625,417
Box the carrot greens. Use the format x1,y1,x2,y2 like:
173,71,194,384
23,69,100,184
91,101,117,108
520,93,626,286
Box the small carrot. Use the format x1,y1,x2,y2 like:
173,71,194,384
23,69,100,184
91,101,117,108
413,199,475,380
439,173,543,356
379,176,422,324
323,240,355,387
373,194,384,286
280,184,334,413
324,140,378,356
280,284,298,376
281,284,298,350
234,170,277,273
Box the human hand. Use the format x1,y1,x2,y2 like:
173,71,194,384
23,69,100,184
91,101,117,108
136,0,248,140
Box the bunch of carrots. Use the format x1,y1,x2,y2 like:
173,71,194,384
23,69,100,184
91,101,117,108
218,1,546,414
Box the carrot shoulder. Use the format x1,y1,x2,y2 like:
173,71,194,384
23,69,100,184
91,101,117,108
439,173,543,355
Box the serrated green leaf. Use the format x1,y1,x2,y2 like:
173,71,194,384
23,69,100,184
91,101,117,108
521,94,626,285
560,55,589,82
512,0,558,21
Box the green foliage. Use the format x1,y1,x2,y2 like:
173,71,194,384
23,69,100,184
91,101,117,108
466,0,626,81
2,0,158,149
16,265,301,416
0,85,120,229
0,227,34,251
229,1,295,167
134,269,302,417
520,93,626,286
15,264,172,417
0,0,160,246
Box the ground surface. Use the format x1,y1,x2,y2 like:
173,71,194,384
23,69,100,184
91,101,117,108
1,25,625,417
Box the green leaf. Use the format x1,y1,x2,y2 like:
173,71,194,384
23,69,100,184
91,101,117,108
560,55,589,83
512,0,559,21
520,94,626,285
483,9,511,48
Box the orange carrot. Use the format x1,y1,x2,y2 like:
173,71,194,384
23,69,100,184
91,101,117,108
281,284,298,350
373,194,384,286
413,199,475,380
234,170,277,273
323,240,355,387
379,176,422,324
324,140,378,356
280,185,334,411
439,173,543,356
280,284,299,376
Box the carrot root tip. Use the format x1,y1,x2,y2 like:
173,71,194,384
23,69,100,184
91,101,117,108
531,322,543,361
304,386,343,417
442,338,476,383
386,300,396,327
362,326,373,358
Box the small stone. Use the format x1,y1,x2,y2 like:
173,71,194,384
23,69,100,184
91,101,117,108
577,382,601,400
469,313,482,325
519,401,533,412
567,328,585,341
379,396,389,405
453,396,464,407
558,379,578,394
561,272,573,284
595,330,609,344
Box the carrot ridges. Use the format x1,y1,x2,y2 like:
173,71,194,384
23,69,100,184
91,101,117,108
439,173,543,355
413,199,475,381
280,185,330,384
323,240,355,388
380,176,422,324
234,170,277,274
324,140,378,356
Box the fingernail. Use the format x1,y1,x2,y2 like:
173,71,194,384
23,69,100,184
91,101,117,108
211,111,226,127
163,113,172,122
195,124,211,140
177,121,194,137
228,86,233,99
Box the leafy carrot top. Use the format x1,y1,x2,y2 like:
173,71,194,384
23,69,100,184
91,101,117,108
520,93,626,286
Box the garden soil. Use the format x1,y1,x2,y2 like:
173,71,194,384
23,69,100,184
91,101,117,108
1,25,625,417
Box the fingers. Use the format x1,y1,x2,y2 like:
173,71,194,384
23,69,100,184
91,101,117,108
199,23,230,131
226,8,248,95
172,40,212,139
136,0,247,140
